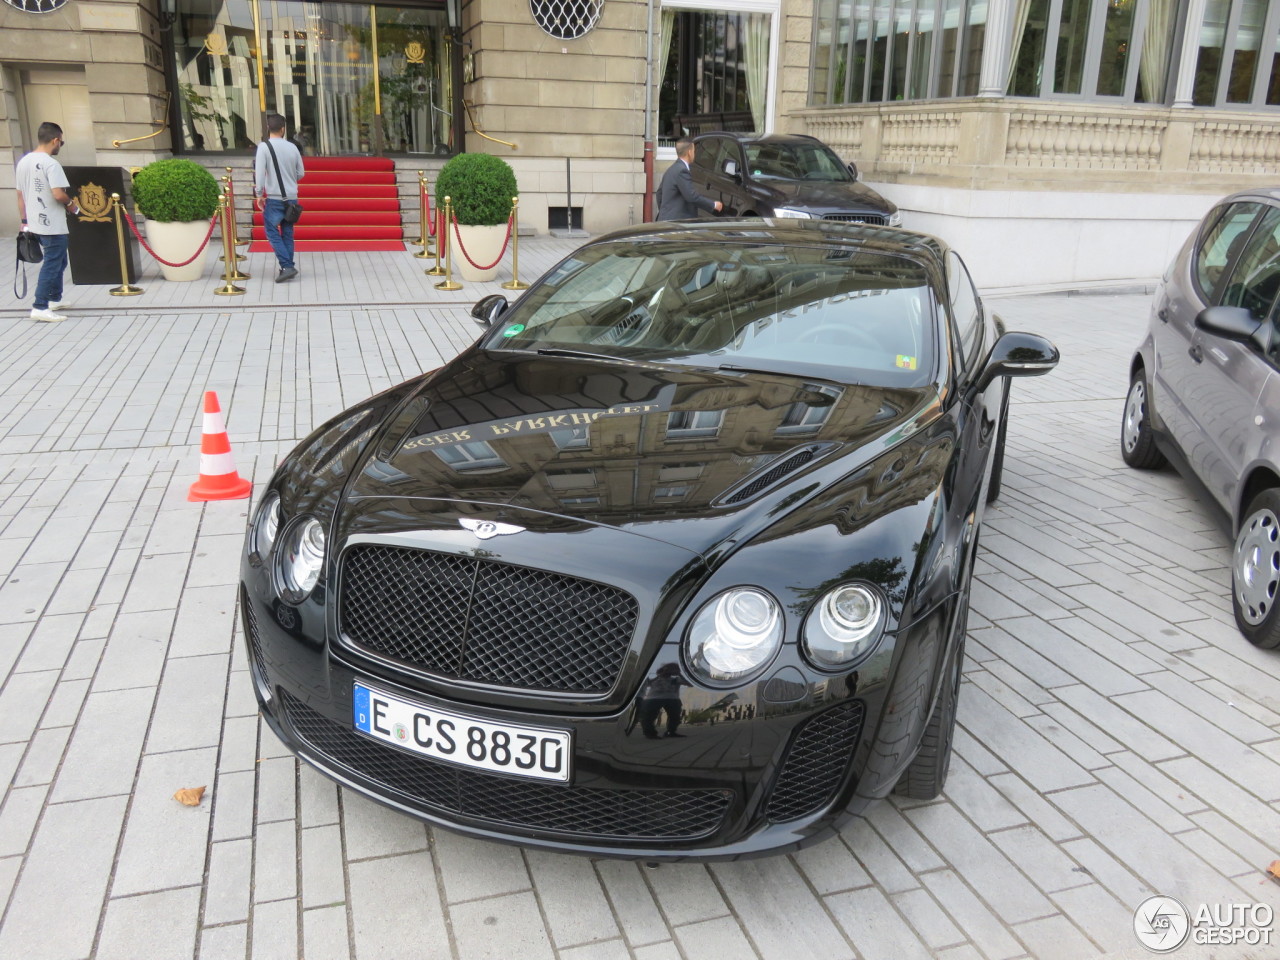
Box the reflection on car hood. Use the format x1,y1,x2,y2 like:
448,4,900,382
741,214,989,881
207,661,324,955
766,179,891,214
348,352,935,553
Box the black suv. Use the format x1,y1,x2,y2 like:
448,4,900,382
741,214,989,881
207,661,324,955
690,132,901,226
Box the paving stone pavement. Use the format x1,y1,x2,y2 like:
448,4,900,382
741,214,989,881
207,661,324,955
0,238,1277,960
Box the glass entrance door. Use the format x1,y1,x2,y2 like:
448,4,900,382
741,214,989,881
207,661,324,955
169,0,453,155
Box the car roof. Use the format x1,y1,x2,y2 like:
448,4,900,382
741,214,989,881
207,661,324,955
1214,187,1280,206
588,218,948,267
693,132,827,148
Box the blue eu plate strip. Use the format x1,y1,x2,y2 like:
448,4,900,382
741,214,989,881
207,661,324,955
353,684,371,732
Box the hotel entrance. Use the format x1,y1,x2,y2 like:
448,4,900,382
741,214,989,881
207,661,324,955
165,0,459,156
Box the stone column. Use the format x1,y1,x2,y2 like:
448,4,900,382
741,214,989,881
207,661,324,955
1173,0,1209,107
978,0,1013,97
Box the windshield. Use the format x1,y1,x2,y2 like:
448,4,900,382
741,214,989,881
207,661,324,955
744,142,850,182
485,240,937,387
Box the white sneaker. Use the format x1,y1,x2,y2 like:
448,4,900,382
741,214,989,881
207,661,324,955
30,308,67,322
48,301,72,311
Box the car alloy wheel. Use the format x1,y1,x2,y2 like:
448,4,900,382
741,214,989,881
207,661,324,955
1120,373,1166,469
1233,489,1280,648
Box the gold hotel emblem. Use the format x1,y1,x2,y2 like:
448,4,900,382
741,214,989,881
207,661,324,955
204,33,228,56
405,41,425,64
75,182,112,222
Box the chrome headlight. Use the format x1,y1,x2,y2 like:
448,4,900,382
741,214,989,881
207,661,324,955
887,210,903,227
251,494,281,560
803,583,884,669
773,207,812,219
279,517,326,600
685,588,783,684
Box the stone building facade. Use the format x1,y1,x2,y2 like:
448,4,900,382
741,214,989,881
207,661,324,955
1,0,1278,288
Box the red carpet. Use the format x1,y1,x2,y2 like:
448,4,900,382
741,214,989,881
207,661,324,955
250,156,406,253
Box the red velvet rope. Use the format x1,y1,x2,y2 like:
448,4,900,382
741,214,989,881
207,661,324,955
121,208,219,268
450,211,514,271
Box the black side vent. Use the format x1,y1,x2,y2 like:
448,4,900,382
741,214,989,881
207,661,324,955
719,445,825,505
767,701,865,822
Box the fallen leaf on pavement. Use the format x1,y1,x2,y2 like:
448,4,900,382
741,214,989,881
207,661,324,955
173,786,207,806
1267,860,1280,882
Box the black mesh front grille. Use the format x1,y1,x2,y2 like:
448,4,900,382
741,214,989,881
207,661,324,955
279,690,731,840
241,587,269,683
766,701,865,822
722,448,817,505
340,545,639,693
823,213,887,226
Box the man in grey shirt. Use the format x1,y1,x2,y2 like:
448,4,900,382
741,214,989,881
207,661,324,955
254,113,304,282
14,121,79,321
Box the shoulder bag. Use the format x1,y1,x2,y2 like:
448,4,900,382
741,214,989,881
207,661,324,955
265,140,303,224
13,230,42,300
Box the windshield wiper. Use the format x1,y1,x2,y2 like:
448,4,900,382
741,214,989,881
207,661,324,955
717,362,851,385
535,347,625,363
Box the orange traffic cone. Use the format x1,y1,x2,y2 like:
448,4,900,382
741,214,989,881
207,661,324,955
188,391,253,502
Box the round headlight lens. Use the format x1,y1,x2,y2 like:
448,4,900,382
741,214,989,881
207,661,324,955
686,588,782,684
803,583,884,669
280,518,326,599
252,494,281,559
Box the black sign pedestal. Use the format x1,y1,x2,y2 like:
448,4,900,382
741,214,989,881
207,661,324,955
63,166,140,286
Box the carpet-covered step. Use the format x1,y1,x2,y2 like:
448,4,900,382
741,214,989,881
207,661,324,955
302,156,395,172
251,224,404,241
298,183,399,200
273,197,400,213
252,211,403,228
301,170,397,185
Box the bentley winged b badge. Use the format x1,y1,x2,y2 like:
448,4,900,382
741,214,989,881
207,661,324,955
459,517,525,540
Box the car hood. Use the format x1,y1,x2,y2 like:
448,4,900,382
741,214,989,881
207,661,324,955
762,179,891,214
346,352,938,555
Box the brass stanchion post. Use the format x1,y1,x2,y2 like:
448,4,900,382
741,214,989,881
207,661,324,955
108,193,143,296
229,167,250,246
434,197,462,291
425,202,446,276
502,197,529,291
413,171,432,258
219,176,251,280
214,194,245,296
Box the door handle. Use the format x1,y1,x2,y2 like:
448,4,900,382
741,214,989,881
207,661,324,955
1189,343,1203,363
1158,307,1169,322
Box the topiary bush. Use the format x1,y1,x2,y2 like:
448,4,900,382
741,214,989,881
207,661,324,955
132,158,220,222
434,153,518,226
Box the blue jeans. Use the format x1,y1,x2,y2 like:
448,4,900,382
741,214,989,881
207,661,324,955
263,198,295,270
33,232,69,310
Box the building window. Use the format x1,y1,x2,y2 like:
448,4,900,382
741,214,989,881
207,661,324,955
434,441,506,472
1194,0,1280,107
667,409,725,438
655,485,692,500
658,2,777,143
551,425,591,449
810,0,986,105
778,384,843,433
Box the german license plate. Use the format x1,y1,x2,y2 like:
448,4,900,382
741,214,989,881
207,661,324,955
353,682,571,783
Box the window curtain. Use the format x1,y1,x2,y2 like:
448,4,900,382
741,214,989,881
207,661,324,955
658,8,677,103
1139,0,1175,102
744,13,770,134
1006,0,1034,90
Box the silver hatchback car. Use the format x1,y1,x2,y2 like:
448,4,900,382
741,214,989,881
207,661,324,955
1122,189,1280,649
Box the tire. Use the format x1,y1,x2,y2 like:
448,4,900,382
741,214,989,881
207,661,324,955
894,600,967,800
1233,488,1280,649
986,401,1009,504
1120,371,1167,469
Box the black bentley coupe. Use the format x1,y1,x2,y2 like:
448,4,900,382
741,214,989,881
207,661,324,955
240,220,1058,859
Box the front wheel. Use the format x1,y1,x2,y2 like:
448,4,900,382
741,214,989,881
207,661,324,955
1233,489,1280,649
893,601,967,800
1120,371,1167,469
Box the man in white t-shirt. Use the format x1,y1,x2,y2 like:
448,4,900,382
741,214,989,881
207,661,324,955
14,121,79,322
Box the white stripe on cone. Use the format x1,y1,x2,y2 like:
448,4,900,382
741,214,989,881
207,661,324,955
203,411,226,434
199,451,238,477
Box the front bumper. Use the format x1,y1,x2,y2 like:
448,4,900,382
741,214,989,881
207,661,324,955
240,580,952,860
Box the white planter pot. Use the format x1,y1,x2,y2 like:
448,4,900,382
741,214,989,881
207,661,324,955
451,223,509,282
145,218,214,281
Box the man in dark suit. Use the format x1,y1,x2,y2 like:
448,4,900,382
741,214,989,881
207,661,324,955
655,138,723,221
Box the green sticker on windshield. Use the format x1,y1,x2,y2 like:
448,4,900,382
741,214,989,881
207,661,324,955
502,323,525,338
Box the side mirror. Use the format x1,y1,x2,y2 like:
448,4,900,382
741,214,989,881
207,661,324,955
846,161,859,181
723,159,739,180
471,294,509,326
974,331,1059,393
1195,304,1262,342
